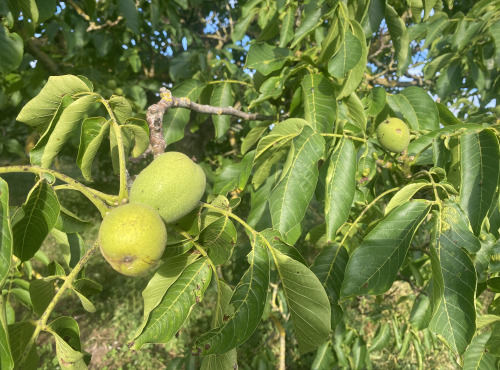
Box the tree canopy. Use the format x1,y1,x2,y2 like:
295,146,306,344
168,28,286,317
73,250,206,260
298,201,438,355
1,0,500,369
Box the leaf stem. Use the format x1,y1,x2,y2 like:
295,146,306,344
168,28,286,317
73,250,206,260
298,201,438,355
17,241,100,369
0,166,112,217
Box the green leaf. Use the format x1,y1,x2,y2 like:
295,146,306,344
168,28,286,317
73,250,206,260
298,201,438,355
42,94,100,168
301,74,337,133
385,4,409,75
245,43,293,76
211,82,235,139
319,14,341,64
462,332,496,370
255,118,307,160
108,96,132,124
194,236,269,355
364,86,386,117
30,95,75,167
0,178,12,289
29,279,55,316
16,75,92,133
8,322,39,370
279,4,295,47
47,316,89,369
13,182,60,262
460,129,500,235
241,124,269,155
163,80,205,146
436,60,462,98
486,323,500,356
19,0,39,23
341,201,431,297
271,247,331,353
213,151,255,195
199,216,237,266
410,293,433,330
336,20,367,99
424,53,455,80
490,20,500,65
133,258,212,349
0,25,23,75
325,138,357,240
269,125,325,241
386,87,440,131
121,118,150,157
311,341,335,370
369,323,392,352
0,303,14,369
342,92,366,131
136,253,201,336
50,230,86,269
428,203,477,355
72,278,102,313
200,281,238,369
77,117,110,181
261,229,307,265
118,0,140,33
477,315,500,330
436,102,462,126
290,3,322,48
422,13,449,50
311,243,349,328
362,0,385,36
328,28,362,78
385,182,431,215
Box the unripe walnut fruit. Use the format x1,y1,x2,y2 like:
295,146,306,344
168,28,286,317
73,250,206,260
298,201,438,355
129,151,206,224
98,203,167,276
376,118,410,153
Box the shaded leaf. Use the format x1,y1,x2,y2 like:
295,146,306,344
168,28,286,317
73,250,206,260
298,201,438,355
385,182,431,215
0,26,23,75
311,243,349,328
385,4,409,75
13,182,60,262
325,138,357,240
211,82,235,139
428,203,477,355
214,151,255,195
118,0,140,33
47,316,89,369
341,201,430,297
199,216,237,266
245,43,293,76
271,247,331,353
77,117,110,181
0,178,12,289
194,236,269,354
460,129,500,235
29,279,55,316
163,80,205,145
269,125,325,241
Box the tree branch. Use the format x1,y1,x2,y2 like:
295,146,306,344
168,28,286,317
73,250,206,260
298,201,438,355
144,87,276,158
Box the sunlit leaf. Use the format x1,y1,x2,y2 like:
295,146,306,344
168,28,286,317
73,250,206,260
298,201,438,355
17,75,91,133
245,43,293,76
133,258,212,349
301,74,337,133
77,117,110,181
211,82,235,139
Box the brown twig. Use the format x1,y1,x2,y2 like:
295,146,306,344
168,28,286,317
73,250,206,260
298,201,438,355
143,87,277,158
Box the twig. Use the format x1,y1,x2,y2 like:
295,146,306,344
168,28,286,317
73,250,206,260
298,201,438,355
143,87,277,158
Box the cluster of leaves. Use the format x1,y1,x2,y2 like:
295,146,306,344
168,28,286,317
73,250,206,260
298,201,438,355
1,0,500,369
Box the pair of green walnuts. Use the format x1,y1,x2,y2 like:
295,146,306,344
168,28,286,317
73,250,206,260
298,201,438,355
98,152,206,276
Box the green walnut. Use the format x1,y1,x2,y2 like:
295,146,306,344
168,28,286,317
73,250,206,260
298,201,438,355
129,151,206,224
376,118,410,153
107,79,117,90
98,203,167,276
